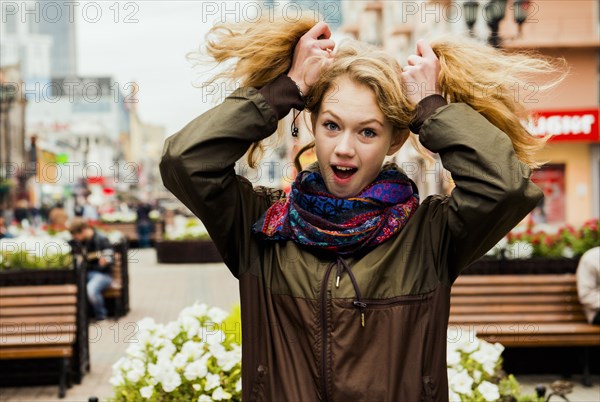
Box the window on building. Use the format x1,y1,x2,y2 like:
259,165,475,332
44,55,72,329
530,164,566,225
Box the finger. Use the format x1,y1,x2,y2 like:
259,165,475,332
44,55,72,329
308,21,331,40
317,39,336,51
318,41,335,54
416,39,436,59
407,55,423,66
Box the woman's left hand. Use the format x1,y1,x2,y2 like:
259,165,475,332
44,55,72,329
401,40,441,105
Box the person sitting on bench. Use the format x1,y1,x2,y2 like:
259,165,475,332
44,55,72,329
576,246,600,325
69,218,114,321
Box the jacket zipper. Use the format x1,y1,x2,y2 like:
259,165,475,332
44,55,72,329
320,261,336,402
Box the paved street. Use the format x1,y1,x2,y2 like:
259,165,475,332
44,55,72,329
1,249,598,401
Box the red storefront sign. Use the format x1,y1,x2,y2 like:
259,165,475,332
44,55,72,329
527,108,600,142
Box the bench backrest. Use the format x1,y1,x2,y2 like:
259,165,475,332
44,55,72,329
0,284,78,350
450,274,586,325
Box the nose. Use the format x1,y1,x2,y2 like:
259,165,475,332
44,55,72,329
334,131,356,158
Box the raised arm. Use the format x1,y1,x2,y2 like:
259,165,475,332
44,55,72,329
418,102,543,282
159,74,309,277
159,78,300,277
402,39,544,283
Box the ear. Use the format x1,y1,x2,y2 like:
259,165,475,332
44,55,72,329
386,129,409,156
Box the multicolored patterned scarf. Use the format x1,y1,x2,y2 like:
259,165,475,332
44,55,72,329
252,162,420,256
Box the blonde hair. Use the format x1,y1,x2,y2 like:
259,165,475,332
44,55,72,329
196,16,567,170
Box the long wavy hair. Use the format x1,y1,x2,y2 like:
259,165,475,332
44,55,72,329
192,15,567,171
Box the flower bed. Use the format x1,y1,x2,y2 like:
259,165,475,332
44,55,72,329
155,240,222,264
0,234,73,271
110,303,241,401
157,218,222,263
463,219,599,275
486,219,598,260
110,304,543,402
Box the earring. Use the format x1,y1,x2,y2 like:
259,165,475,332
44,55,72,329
291,110,300,137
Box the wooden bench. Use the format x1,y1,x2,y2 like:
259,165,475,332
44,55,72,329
0,284,80,398
101,242,129,318
450,274,600,384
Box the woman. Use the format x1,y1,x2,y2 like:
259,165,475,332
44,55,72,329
160,17,563,402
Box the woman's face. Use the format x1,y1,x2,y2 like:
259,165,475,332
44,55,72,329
312,77,401,198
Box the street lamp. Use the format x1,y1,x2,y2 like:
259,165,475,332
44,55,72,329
484,0,507,48
463,0,530,48
464,1,479,36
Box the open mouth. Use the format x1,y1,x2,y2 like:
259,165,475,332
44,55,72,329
331,165,358,180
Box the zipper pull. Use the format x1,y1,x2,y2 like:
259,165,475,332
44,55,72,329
353,301,367,328
335,264,343,288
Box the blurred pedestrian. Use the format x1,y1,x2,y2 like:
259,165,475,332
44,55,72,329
69,218,114,321
0,211,13,240
48,203,69,232
136,201,153,248
576,247,600,325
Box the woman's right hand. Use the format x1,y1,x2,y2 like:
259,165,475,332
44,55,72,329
287,21,335,94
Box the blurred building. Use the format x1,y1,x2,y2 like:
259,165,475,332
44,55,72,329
496,0,600,226
339,0,599,226
0,1,77,81
0,65,28,209
127,83,166,201
25,76,130,206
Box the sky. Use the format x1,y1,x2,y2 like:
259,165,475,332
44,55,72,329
76,0,348,137
76,1,222,136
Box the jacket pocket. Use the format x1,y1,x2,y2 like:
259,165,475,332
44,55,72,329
422,375,435,402
248,364,268,402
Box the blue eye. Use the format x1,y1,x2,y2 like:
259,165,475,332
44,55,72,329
323,121,338,131
362,129,376,138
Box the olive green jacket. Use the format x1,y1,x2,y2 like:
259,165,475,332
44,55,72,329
160,86,543,402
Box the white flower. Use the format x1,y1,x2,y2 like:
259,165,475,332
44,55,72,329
447,350,461,366
164,321,181,340
457,336,480,354
209,343,226,359
235,378,242,392
449,389,462,401
205,330,225,345
472,341,503,368
174,352,191,370
447,368,459,382
161,369,182,393
197,395,212,402
483,360,496,376
181,340,205,360
192,383,201,391
205,373,221,390
125,359,145,383
112,357,129,372
140,385,154,399
505,241,532,259
180,315,201,337
478,381,500,402
450,370,474,395
126,344,147,361
212,386,233,400
562,246,575,258
109,373,124,387
207,306,229,324
184,357,209,381
137,317,158,332
472,370,482,383
156,341,177,360
218,350,241,372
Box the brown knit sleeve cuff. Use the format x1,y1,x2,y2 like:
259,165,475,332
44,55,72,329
408,94,448,134
258,74,305,120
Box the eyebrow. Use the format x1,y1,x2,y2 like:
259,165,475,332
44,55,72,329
321,110,384,127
